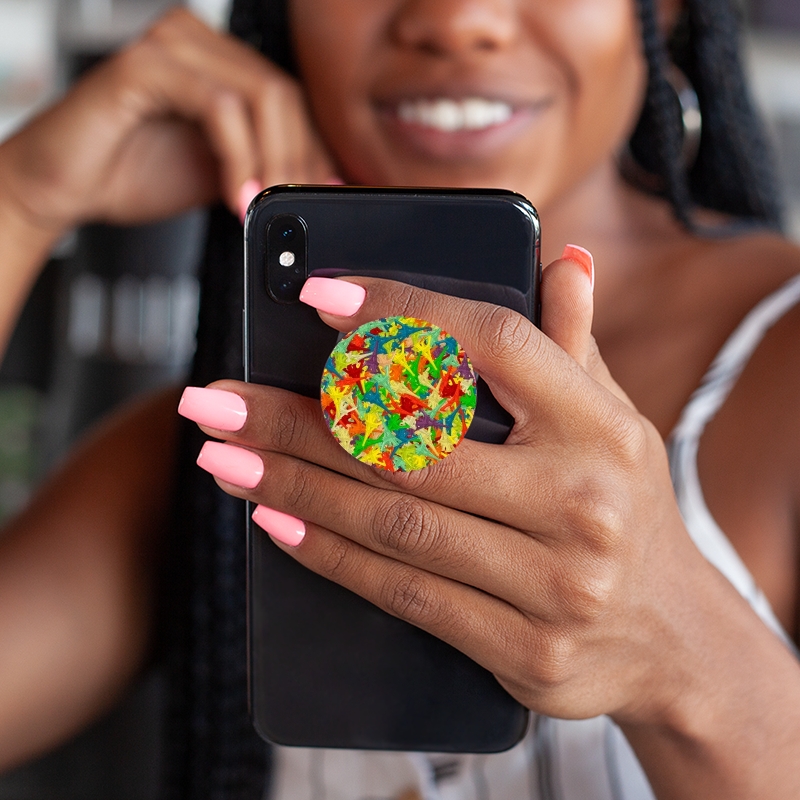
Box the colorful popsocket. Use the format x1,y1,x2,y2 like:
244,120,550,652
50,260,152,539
320,316,477,472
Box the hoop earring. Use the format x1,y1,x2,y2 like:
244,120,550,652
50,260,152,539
619,64,702,193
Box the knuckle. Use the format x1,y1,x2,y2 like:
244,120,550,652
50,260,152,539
143,9,184,45
111,40,149,81
602,404,649,472
531,630,576,688
267,399,306,452
561,477,628,553
373,494,439,558
316,535,351,582
383,570,442,627
560,557,619,623
159,7,198,34
479,305,539,364
281,459,317,515
386,281,422,319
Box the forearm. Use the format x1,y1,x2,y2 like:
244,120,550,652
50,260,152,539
0,388,179,771
618,558,800,799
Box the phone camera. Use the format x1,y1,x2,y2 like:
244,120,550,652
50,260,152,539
266,214,307,303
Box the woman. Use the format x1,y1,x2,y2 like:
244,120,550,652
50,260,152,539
0,0,798,797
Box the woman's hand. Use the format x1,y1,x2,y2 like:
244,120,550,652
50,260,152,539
183,256,705,724
0,7,336,236
182,257,800,796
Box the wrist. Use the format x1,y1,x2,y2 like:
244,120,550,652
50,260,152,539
0,178,67,263
0,166,68,352
614,556,800,797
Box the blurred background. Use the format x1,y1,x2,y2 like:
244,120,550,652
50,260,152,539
0,0,797,796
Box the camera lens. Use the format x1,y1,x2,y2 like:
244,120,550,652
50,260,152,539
267,214,307,303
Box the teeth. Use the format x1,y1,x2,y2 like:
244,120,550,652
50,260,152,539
397,98,513,132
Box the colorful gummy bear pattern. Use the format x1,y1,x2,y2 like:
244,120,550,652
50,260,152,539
321,316,477,472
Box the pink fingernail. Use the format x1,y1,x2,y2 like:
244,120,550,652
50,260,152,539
325,176,345,185
238,179,262,223
252,505,306,547
561,244,595,293
299,277,366,316
179,387,247,431
196,441,263,488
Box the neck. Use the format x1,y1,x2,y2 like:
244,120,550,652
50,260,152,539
540,159,685,264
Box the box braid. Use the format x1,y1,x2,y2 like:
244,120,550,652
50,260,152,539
160,1,783,799
632,0,783,229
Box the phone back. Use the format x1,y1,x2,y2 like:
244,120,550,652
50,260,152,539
245,186,540,752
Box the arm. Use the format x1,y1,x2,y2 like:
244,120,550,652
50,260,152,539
0,7,334,358
0,388,179,772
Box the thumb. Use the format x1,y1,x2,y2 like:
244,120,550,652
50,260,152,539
542,245,635,407
540,244,595,367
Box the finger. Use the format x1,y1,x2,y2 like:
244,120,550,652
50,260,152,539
270,521,537,691
301,275,608,432
540,246,594,367
108,37,259,214
540,248,634,407
185,380,541,531
207,443,565,615
147,9,336,186
182,381,620,541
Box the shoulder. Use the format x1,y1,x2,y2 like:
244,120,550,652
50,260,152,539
703,229,800,453
694,231,800,631
679,228,800,356
690,227,800,291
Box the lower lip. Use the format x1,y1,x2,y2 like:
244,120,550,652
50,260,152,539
378,105,543,161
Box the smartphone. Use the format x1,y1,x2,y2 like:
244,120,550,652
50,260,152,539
244,185,540,753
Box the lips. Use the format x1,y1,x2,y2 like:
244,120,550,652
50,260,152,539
396,97,514,132
377,92,549,161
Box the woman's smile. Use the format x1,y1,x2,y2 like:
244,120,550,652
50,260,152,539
377,93,553,161
291,0,646,208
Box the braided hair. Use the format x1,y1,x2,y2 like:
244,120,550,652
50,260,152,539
161,1,783,798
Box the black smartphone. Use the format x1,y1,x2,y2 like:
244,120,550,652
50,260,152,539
244,185,540,753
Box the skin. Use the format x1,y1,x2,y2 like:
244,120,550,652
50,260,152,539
0,1,797,797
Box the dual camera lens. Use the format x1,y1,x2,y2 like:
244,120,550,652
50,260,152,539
266,214,307,303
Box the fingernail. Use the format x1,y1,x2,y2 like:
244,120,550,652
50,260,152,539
252,505,306,547
179,387,247,431
561,244,595,293
325,176,345,185
238,179,262,223
197,441,263,488
299,277,366,316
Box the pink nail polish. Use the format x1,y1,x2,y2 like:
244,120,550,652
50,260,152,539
561,244,595,293
179,387,247,431
238,179,262,223
299,277,366,316
252,505,306,547
196,441,263,488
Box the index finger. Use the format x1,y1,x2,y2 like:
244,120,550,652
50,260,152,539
302,275,601,431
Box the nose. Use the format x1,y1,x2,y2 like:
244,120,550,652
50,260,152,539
391,0,518,57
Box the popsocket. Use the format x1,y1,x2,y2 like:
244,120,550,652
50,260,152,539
320,316,477,472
